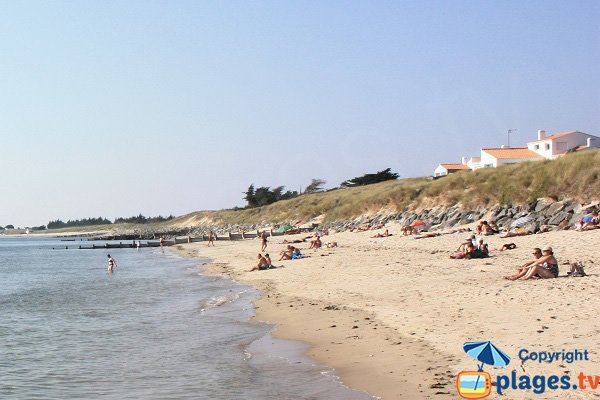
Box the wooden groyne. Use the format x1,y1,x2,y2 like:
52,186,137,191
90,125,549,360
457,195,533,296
59,228,312,250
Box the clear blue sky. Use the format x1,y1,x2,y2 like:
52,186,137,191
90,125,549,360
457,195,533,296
1,0,598,227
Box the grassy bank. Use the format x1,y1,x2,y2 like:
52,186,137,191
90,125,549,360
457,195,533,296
173,149,599,226
32,149,598,235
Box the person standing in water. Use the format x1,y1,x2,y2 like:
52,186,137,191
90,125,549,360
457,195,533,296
107,254,117,272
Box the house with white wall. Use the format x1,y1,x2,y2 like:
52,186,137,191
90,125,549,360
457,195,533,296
432,129,598,176
479,147,543,168
527,130,599,159
433,163,469,177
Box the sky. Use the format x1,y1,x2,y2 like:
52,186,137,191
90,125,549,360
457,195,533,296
1,0,599,227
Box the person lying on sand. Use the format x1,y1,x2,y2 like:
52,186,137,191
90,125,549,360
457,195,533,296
498,243,517,251
576,211,599,231
505,247,559,280
372,229,392,238
500,228,532,238
249,253,269,271
413,232,441,239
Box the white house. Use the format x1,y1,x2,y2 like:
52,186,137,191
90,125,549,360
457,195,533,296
461,156,481,170
527,130,599,159
434,163,469,177
479,147,543,168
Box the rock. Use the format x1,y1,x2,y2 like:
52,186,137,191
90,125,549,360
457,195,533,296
548,211,570,225
545,201,566,216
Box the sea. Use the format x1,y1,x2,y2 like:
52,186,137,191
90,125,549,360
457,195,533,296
0,236,374,400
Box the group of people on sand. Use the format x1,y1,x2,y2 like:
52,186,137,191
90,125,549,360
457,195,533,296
249,253,275,271
505,247,560,280
450,235,489,259
279,245,302,260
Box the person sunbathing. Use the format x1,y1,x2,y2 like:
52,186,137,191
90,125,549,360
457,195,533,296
470,239,489,258
249,253,269,271
500,228,532,238
279,245,295,260
456,235,476,252
498,243,517,251
401,225,415,235
309,235,322,249
488,220,500,234
450,242,475,259
291,248,302,259
372,229,392,238
505,247,559,280
413,232,442,239
577,212,599,231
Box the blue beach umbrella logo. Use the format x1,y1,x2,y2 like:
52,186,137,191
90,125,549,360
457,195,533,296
456,341,511,399
463,341,511,370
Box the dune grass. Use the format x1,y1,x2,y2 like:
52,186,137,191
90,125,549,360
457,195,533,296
169,150,598,226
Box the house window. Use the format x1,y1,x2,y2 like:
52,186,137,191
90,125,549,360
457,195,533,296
545,143,550,150
534,144,539,150
484,164,494,168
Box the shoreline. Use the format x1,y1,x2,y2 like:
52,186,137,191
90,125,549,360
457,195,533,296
173,224,600,399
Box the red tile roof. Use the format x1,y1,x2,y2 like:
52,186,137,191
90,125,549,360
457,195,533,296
528,130,578,143
440,163,469,170
482,148,543,159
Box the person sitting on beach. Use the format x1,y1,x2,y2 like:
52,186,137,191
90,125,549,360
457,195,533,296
469,239,489,258
291,248,302,259
264,253,276,269
309,235,322,249
400,225,415,236
249,253,269,271
474,221,485,235
488,220,500,234
456,235,476,252
504,247,543,279
450,242,476,259
279,245,295,261
505,247,559,280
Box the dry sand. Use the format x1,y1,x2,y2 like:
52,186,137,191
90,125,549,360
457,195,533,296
172,224,600,399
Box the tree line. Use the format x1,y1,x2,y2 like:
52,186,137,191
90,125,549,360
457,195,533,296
47,214,175,229
242,168,399,208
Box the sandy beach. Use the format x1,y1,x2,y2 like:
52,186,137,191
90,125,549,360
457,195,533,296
173,223,600,399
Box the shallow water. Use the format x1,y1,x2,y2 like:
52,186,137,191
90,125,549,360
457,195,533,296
0,236,373,399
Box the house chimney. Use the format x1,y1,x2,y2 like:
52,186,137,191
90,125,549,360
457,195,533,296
462,156,468,165
537,130,546,140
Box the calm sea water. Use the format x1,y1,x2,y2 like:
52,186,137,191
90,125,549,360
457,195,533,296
0,236,373,400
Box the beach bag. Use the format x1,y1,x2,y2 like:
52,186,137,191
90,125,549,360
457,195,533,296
569,262,587,277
